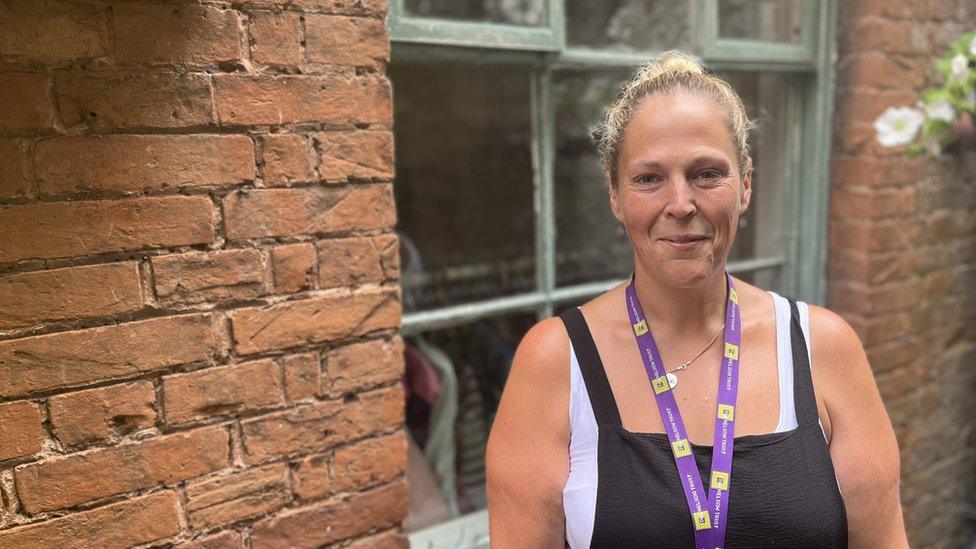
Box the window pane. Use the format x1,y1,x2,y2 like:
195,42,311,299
403,312,537,532
553,69,633,287
565,0,692,52
719,0,803,44
390,62,536,311
554,70,791,288
404,0,547,27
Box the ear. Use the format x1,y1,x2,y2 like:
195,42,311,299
607,171,624,223
739,158,753,214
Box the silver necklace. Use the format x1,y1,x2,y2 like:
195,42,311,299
665,322,726,389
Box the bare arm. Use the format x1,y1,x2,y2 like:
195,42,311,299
808,305,908,549
486,317,571,548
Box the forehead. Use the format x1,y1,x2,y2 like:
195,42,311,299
619,91,737,167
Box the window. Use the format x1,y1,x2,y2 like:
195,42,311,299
389,1,837,546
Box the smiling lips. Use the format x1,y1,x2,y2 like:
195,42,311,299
661,234,708,243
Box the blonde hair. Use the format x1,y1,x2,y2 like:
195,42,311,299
591,50,754,186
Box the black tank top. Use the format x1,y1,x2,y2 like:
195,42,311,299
558,298,848,548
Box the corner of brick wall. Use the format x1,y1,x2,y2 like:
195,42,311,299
829,1,976,547
0,0,408,546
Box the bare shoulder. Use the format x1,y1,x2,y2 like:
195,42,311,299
804,303,908,547
486,315,572,546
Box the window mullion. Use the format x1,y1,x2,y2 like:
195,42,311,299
531,65,556,319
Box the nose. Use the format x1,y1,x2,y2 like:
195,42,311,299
663,177,697,218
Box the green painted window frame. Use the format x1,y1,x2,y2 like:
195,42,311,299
388,1,837,543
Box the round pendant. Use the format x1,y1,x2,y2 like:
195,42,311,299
666,372,678,389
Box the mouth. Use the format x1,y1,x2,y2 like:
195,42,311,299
660,235,709,249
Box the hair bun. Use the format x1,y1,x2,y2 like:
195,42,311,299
637,50,706,82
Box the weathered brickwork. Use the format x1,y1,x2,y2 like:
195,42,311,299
830,2,976,547
0,0,407,545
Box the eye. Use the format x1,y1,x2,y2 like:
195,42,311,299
696,169,724,183
634,174,662,185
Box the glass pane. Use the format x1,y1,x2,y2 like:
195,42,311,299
565,0,692,52
719,0,803,44
403,312,537,532
554,70,791,289
391,62,536,311
553,69,633,287
404,0,547,27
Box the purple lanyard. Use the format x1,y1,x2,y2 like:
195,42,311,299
625,273,741,549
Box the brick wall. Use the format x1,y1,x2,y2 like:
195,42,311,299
830,2,976,547
0,0,406,547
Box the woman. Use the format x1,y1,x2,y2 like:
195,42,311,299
485,51,907,548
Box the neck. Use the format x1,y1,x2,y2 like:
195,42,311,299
632,267,728,338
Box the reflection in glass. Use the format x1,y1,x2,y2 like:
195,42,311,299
403,312,537,531
404,0,546,27
554,69,790,290
719,0,803,43
391,62,536,311
565,0,692,52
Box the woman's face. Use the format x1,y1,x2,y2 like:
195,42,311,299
609,91,751,288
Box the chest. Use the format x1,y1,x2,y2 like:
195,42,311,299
590,314,783,444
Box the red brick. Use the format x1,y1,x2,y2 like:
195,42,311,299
222,185,395,240
272,243,316,294
162,360,283,424
240,385,402,463
830,186,916,219
0,139,31,199
48,381,157,448
249,481,407,548
152,249,266,306
55,70,214,130
839,18,922,55
185,463,290,529
828,218,922,252
828,279,922,318
292,453,331,501
827,249,917,285
229,287,400,355
830,155,925,186
290,0,388,16
0,73,55,132
346,530,409,549
176,529,242,549
316,234,398,288
0,262,143,330
0,491,179,548
0,196,216,263
838,53,928,90
214,74,391,126
0,0,108,62
323,337,403,397
250,11,301,66
316,130,394,182
112,3,244,65
35,135,254,195
260,134,314,186
332,432,405,492
15,425,229,513
833,89,920,128
0,400,44,462
304,15,389,67
282,353,321,401
0,313,215,398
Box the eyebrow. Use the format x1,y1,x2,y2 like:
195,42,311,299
628,155,730,172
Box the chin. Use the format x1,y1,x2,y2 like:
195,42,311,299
655,260,715,288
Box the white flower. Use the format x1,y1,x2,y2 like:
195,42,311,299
918,97,955,123
951,53,969,80
874,106,925,147
970,34,976,56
